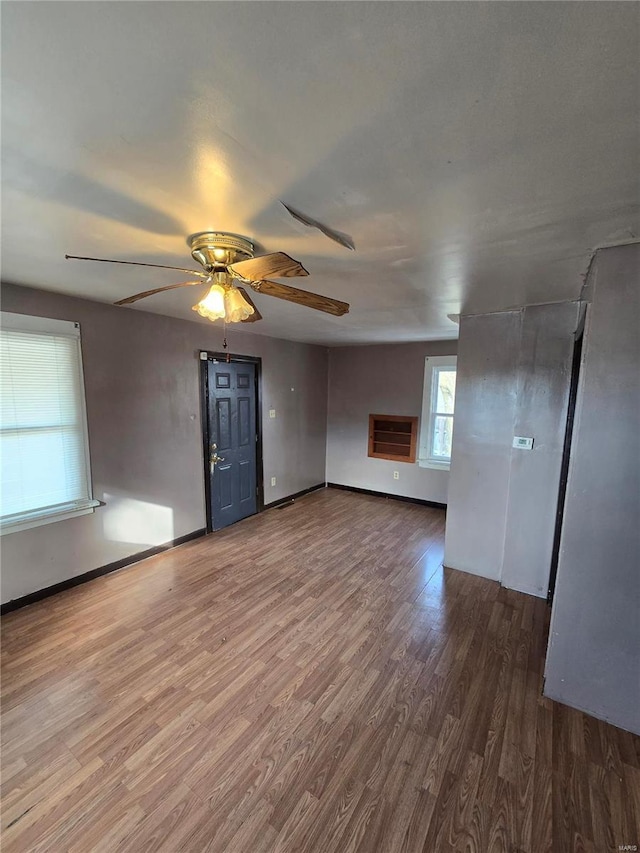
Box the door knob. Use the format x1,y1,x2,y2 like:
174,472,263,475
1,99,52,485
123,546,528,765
210,450,225,473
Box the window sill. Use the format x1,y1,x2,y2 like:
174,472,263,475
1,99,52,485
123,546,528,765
0,500,102,535
418,459,451,471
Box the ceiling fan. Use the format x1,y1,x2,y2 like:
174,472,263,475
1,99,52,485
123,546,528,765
65,231,350,324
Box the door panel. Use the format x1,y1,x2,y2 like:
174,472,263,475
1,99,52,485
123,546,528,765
218,463,233,509
216,398,232,450
207,360,258,530
238,397,251,446
239,459,251,501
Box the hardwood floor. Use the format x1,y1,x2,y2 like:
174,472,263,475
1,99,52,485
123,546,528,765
2,488,638,852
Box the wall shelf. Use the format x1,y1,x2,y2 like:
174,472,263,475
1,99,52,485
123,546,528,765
368,414,418,463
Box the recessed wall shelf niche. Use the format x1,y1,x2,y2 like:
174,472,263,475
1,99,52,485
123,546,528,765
368,414,418,463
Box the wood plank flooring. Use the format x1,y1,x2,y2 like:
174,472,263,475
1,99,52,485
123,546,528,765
2,488,638,852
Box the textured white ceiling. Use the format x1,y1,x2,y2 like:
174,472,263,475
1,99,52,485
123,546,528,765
2,2,638,345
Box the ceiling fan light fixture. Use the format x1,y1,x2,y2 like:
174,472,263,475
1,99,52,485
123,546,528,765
192,272,255,323
224,286,255,323
192,279,226,321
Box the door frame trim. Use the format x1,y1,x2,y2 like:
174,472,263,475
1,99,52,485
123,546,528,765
199,350,264,533
546,324,584,603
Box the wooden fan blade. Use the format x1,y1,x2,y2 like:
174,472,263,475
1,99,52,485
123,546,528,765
66,254,208,277
228,252,309,281
250,280,349,316
115,281,204,306
236,287,262,323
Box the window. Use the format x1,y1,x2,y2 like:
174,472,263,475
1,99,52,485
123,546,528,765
419,356,457,469
1,312,99,534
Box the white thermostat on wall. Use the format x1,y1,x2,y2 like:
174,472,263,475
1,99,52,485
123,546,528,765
513,436,534,450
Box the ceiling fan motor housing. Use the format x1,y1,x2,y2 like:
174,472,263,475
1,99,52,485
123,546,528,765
188,232,254,271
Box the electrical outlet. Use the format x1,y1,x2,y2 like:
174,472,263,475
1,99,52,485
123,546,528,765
269,409,276,419
271,476,277,487
393,471,399,480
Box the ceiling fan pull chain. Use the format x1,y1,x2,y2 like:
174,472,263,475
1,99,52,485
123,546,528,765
223,320,231,361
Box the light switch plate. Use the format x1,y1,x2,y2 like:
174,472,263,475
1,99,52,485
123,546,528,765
513,436,534,450
269,409,276,419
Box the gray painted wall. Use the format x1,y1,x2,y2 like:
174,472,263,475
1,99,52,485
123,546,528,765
444,312,521,580
501,302,579,596
544,244,640,735
326,341,457,505
444,302,578,596
0,283,328,603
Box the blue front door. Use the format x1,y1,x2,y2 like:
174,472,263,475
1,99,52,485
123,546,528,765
207,360,258,530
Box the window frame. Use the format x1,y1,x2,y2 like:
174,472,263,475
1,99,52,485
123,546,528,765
0,312,99,535
418,355,458,470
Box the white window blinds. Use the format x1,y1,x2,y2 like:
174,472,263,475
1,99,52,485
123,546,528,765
1,313,98,533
